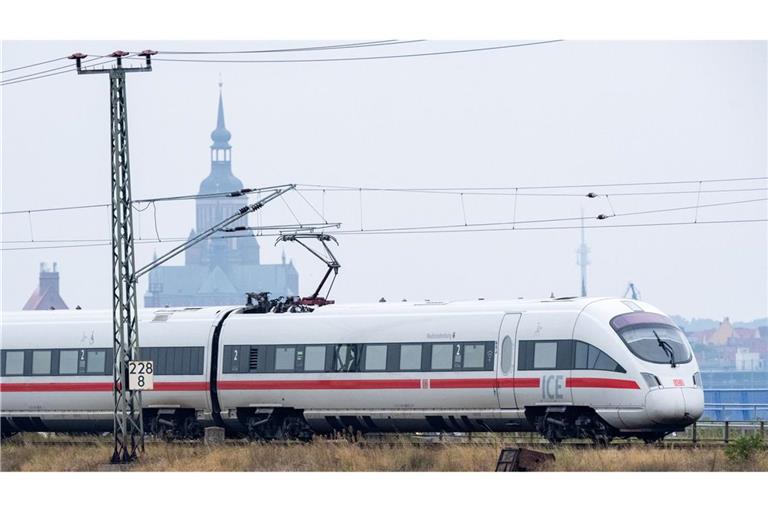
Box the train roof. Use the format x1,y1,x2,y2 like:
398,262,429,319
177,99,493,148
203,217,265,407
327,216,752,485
1,297,651,325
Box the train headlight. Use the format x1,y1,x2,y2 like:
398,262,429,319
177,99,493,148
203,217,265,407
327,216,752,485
641,372,662,389
692,372,702,388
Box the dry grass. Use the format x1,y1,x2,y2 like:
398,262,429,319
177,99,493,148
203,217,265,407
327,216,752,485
2,435,766,472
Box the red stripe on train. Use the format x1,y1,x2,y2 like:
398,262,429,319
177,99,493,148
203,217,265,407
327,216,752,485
0,378,639,392
0,381,209,392
218,379,422,390
429,378,540,389
497,378,540,388
565,377,640,389
154,382,209,391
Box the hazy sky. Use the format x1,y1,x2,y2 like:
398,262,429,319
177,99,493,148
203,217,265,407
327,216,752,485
1,40,766,320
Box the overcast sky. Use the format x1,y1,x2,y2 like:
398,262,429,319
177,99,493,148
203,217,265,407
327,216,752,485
1,40,766,320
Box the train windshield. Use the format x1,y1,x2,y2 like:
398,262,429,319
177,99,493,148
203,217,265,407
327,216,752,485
610,312,692,365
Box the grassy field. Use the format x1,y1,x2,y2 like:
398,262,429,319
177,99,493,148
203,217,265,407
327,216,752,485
2,435,767,471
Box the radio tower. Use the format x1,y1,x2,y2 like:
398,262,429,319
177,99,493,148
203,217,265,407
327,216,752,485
576,209,590,297
70,50,155,463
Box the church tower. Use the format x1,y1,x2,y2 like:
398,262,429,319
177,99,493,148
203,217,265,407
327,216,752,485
186,80,260,267
144,81,298,308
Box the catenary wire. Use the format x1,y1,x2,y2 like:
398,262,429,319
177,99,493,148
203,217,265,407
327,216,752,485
1,178,766,216
142,40,564,64
296,186,768,198
0,57,110,86
2,218,765,251
148,40,425,55
0,41,415,78
0,55,69,74
298,176,768,192
3,197,766,245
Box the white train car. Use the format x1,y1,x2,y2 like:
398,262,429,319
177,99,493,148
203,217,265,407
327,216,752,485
0,297,704,443
0,308,217,438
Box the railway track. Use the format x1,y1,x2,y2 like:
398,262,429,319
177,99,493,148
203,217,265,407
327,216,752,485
2,434,755,449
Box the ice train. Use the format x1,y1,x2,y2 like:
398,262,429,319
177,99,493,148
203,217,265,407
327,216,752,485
0,297,703,443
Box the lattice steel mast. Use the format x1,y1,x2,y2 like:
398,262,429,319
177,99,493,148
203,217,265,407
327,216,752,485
70,50,155,463
576,208,590,297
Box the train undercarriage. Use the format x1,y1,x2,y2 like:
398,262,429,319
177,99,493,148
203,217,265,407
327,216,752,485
2,406,676,445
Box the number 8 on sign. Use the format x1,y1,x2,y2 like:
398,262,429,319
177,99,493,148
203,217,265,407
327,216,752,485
128,360,154,390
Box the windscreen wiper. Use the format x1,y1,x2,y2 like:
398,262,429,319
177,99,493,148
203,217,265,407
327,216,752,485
653,330,677,368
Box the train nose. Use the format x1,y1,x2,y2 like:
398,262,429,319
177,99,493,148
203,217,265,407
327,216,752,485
645,387,703,426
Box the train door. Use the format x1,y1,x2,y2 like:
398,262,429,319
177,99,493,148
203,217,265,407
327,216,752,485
513,311,575,409
496,313,521,409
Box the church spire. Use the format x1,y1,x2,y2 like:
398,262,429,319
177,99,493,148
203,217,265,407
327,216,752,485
210,78,231,150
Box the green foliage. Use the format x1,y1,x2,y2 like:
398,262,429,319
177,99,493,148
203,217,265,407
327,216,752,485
725,435,765,463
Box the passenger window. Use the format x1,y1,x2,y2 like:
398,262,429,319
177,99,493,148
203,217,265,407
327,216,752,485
400,344,422,370
594,351,619,371
574,341,589,369
573,341,625,373
533,342,557,369
3,351,24,376
334,344,358,372
304,346,326,372
86,350,106,374
364,345,387,371
59,350,79,375
431,344,453,370
32,350,52,375
501,336,513,374
462,343,485,369
275,347,296,371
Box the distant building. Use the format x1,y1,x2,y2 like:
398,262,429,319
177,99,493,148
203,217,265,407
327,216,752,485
144,83,298,308
23,262,68,310
735,348,763,371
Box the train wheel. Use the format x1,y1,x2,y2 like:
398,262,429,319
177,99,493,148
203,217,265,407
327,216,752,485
246,416,269,442
182,416,202,440
278,415,314,442
639,433,666,444
149,416,175,442
587,418,613,446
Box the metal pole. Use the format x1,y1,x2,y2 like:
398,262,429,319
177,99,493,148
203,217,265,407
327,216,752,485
724,421,729,444
71,50,154,464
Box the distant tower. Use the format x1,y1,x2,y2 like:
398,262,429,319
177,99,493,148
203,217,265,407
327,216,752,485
576,210,590,297
186,79,260,268
143,80,299,308
23,262,69,310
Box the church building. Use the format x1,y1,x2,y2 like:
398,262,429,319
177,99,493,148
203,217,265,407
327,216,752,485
144,84,298,307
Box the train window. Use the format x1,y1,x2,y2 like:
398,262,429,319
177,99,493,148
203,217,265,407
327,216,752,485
304,346,326,372
32,350,52,375
333,344,359,372
59,350,79,375
574,341,625,373
533,342,557,369
363,345,387,371
3,351,24,376
400,344,422,371
86,350,107,374
223,345,249,374
431,344,453,370
462,343,485,370
501,336,513,373
275,347,296,371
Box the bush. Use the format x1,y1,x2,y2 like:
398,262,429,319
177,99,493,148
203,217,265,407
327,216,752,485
725,435,765,463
